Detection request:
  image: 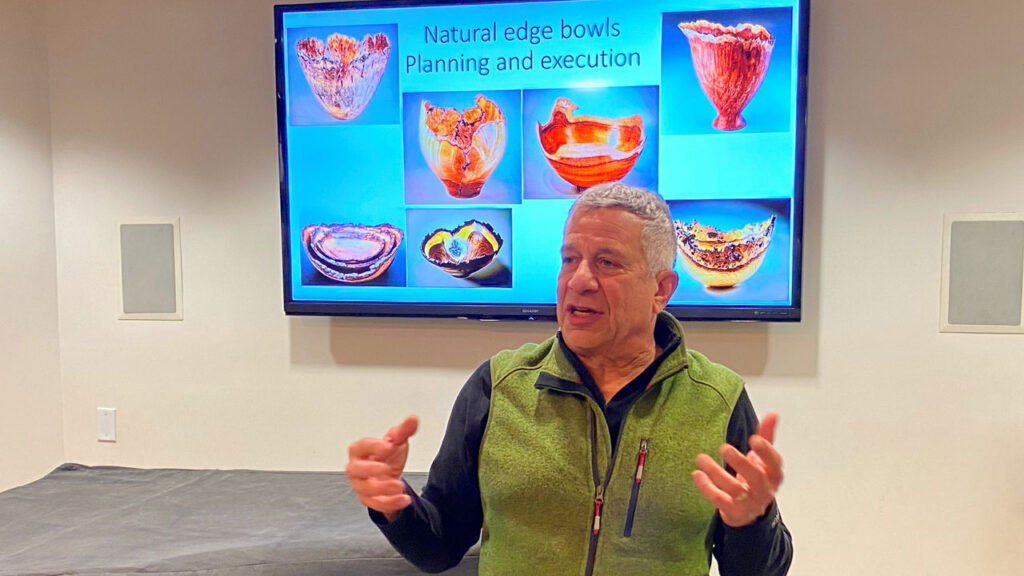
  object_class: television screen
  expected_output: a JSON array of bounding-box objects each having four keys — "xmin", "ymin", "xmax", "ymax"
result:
[{"xmin": 275, "ymin": 0, "xmax": 808, "ymax": 321}]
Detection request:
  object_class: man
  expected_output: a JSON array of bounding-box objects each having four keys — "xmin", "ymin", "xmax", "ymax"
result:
[{"xmin": 346, "ymin": 183, "xmax": 792, "ymax": 575}]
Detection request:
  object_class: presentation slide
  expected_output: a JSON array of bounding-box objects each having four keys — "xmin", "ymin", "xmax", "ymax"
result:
[{"xmin": 277, "ymin": 0, "xmax": 805, "ymax": 319}]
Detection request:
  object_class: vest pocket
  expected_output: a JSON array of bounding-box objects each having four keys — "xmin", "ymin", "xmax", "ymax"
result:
[{"xmin": 623, "ymin": 437, "xmax": 649, "ymax": 537}]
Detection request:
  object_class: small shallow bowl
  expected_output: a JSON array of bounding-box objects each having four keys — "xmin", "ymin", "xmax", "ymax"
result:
[
  {"xmin": 302, "ymin": 223, "xmax": 402, "ymax": 283},
  {"xmin": 420, "ymin": 220, "xmax": 503, "ymax": 278}
]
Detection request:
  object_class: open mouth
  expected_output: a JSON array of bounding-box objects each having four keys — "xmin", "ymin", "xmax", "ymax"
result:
[{"xmin": 568, "ymin": 304, "xmax": 600, "ymax": 317}]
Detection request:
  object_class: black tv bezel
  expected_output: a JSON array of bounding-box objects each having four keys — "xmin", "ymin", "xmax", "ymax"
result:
[{"xmin": 275, "ymin": 0, "xmax": 809, "ymax": 322}]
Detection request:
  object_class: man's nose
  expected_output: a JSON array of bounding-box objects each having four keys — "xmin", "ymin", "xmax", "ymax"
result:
[{"xmin": 567, "ymin": 259, "xmax": 597, "ymax": 291}]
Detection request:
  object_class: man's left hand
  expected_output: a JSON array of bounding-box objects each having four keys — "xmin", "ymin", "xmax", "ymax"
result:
[{"xmin": 692, "ymin": 412, "xmax": 784, "ymax": 528}]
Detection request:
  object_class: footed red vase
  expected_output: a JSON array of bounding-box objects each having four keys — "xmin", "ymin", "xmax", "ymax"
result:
[{"xmin": 678, "ymin": 20, "xmax": 774, "ymax": 131}]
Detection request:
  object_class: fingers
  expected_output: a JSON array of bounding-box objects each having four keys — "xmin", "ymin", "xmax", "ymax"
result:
[
  {"xmin": 695, "ymin": 453, "xmax": 750, "ymax": 500},
  {"xmin": 351, "ymin": 477, "xmax": 412, "ymax": 514},
  {"xmin": 385, "ymin": 415, "xmax": 419, "ymax": 447},
  {"xmin": 693, "ymin": 452, "xmax": 769, "ymax": 528},
  {"xmin": 361, "ymin": 493, "xmax": 413, "ymax": 515},
  {"xmin": 719, "ymin": 444, "xmax": 772, "ymax": 498},
  {"xmin": 692, "ymin": 411, "xmax": 786, "ymax": 528},
  {"xmin": 750, "ymin": 435, "xmax": 784, "ymax": 488},
  {"xmin": 347, "ymin": 415, "xmax": 419, "ymax": 464},
  {"xmin": 345, "ymin": 458, "xmax": 393, "ymax": 480},
  {"xmin": 692, "ymin": 463, "xmax": 759, "ymax": 528},
  {"xmin": 692, "ymin": 469, "xmax": 735, "ymax": 509},
  {"xmin": 348, "ymin": 436, "xmax": 396, "ymax": 462},
  {"xmin": 757, "ymin": 411, "xmax": 778, "ymax": 445},
  {"xmin": 346, "ymin": 454, "xmax": 411, "ymax": 515},
  {"xmin": 345, "ymin": 416, "xmax": 420, "ymax": 518},
  {"xmin": 353, "ymin": 477, "xmax": 407, "ymax": 496},
  {"xmin": 749, "ymin": 412, "xmax": 783, "ymax": 488}
]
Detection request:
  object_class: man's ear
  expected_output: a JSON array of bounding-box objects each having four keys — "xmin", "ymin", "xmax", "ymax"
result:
[{"xmin": 653, "ymin": 269, "xmax": 679, "ymax": 311}]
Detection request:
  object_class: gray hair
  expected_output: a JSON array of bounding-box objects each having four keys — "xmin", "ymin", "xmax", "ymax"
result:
[{"xmin": 568, "ymin": 182, "xmax": 677, "ymax": 275}]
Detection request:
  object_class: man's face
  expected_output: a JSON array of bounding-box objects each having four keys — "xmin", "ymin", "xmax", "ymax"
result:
[{"xmin": 556, "ymin": 207, "xmax": 678, "ymax": 361}]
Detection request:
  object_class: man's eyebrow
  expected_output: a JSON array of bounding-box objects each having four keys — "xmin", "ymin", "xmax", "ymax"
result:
[
  {"xmin": 559, "ymin": 244, "xmax": 628, "ymax": 259},
  {"xmin": 594, "ymin": 246, "xmax": 628, "ymax": 259}
]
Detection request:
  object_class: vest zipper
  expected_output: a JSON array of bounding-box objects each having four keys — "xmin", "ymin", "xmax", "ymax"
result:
[
  {"xmin": 584, "ymin": 406, "xmax": 621, "ymax": 576},
  {"xmin": 623, "ymin": 437, "xmax": 649, "ymax": 537},
  {"xmin": 584, "ymin": 409, "xmax": 601, "ymax": 576}
]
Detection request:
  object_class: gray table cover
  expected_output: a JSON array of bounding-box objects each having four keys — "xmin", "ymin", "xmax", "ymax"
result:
[{"xmin": 0, "ymin": 464, "xmax": 478, "ymax": 576}]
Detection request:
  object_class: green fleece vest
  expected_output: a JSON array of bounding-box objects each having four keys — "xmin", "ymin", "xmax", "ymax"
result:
[{"xmin": 477, "ymin": 317, "xmax": 745, "ymax": 576}]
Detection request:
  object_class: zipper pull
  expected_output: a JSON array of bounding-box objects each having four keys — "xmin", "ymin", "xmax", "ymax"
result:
[
  {"xmin": 592, "ymin": 483, "xmax": 605, "ymax": 535},
  {"xmin": 635, "ymin": 438, "xmax": 649, "ymax": 484}
]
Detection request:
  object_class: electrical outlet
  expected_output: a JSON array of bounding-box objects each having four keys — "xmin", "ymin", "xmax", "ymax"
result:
[{"xmin": 97, "ymin": 407, "xmax": 116, "ymax": 442}]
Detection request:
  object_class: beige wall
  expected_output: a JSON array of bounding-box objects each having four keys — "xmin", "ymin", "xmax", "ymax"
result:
[
  {"xmin": 0, "ymin": 0, "xmax": 64, "ymax": 490},
  {"xmin": 4, "ymin": 0, "xmax": 1024, "ymax": 573}
]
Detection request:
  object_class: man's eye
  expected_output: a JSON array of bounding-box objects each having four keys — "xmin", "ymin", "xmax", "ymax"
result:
[{"xmin": 599, "ymin": 258, "xmax": 617, "ymax": 268}]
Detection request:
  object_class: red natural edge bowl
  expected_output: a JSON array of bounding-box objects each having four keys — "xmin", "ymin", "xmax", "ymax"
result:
[
  {"xmin": 537, "ymin": 97, "xmax": 645, "ymax": 190},
  {"xmin": 419, "ymin": 95, "xmax": 507, "ymax": 199},
  {"xmin": 674, "ymin": 216, "xmax": 775, "ymax": 288},
  {"xmin": 678, "ymin": 20, "xmax": 774, "ymax": 132},
  {"xmin": 295, "ymin": 32, "xmax": 390, "ymax": 121},
  {"xmin": 302, "ymin": 223, "xmax": 402, "ymax": 283},
  {"xmin": 420, "ymin": 220, "xmax": 503, "ymax": 278}
]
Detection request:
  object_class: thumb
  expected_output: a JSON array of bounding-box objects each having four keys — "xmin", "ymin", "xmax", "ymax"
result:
[{"xmin": 384, "ymin": 415, "xmax": 419, "ymax": 446}]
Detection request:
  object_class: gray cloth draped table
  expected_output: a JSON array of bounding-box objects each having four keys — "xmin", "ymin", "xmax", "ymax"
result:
[{"xmin": 0, "ymin": 463, "xmax": 478, "ymax": 576}]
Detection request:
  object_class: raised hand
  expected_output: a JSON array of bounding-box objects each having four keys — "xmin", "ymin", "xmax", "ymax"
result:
[
  {"xmin": 692, "ymin": 412, "xmax": 784, "ymax": 528},
  {"xmin": 345, "ymin": 415, "xmax": 419, "ymax": 521}
]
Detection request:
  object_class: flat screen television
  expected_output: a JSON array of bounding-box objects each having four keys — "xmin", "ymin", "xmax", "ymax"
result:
[{"xmin": 275, "ymin": 0, "xmax": 808, "ymax": 321}]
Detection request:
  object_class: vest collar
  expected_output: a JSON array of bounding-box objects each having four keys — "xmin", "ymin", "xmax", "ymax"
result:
[{"xmin": 536, "ymin": 311, "xmax": 689, "ymax": 393}]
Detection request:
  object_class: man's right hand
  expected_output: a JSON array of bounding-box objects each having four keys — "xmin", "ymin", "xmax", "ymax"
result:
[{"xmin": 345, "ymin": 415, "xmax": 419, "ymax": 522}]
